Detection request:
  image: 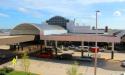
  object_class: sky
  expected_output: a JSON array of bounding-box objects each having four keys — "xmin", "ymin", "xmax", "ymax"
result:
[{"xmin": 0, "ymin": 0, "xmax": 125, "ymax": 29}]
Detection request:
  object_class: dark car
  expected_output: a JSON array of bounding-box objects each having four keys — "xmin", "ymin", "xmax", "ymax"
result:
[
  {"xmin": 56, "ymin": 53, "xmax": 73, "ymax": 60},
  {"xmin": 76, "ymin": 56, "xmax": 93, "ymax": 62},
  {"xmin": 0, "ymin": 54, "xmax": 16, "ymax": 65},
  {"xmin": 35, "ymin": 52, "xmax": 53, "ymax": 59}
]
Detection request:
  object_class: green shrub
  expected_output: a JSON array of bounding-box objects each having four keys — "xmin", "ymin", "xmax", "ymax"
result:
[
  {"xmin": 22, "ymin": 52, "xmax": 30, "ymax": 75},
  {"xmin": 0, "ymin": 67, "xmax": 14, "ymax": 73},
  {"xmin": 67, "ymin": 62, "xmax": 82, "ymax": 75},
  {"xmin": 4, "ymin": 67, "xmax": 14, "ymax": 73},
  {"xmin": 0, "ymin": 71, "xmax": 6, "ymax": 75}
]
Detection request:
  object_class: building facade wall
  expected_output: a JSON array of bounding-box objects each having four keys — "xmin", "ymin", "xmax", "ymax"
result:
[
  {"xmin": 66, "ymin": 21, "xmax": 104, "ymax": 34},
  {"xmin": 44, "ymin": 30, "xmax": 67, "ymax": 35}
]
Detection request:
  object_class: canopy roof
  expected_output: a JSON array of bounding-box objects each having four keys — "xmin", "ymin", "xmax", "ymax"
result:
[
  {"xmin": 41, "ymin": 34, "xmax": 120, "ymax": 43},
  {"xmin": 0, "ymin": 35, "xmax": 34, "ymax": 45}
]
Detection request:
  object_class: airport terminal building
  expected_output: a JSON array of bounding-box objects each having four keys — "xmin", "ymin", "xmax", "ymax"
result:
[
  {"xmin": 1, "ymin": 16, "xmax": 125, "ymax": 54},
  {"xmin": 11, "ymin": 16, "xmax": 120, "ymax": 44}
]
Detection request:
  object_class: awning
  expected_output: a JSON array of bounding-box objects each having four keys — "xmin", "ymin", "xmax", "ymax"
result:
[
  {"xmin": 41, "ymin": 34, "xmax": 120, "ymax": 43},
  {"xmin": 0, "ymin": 35, "xmax": 35, "ymax": 45}
]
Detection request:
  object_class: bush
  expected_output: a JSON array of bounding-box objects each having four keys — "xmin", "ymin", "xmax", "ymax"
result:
[
  {"xmin": 0, "ymin": 71, "xmax": 6, "ymax": 75},
  {"xmin": 4, "ymin": 67, "xmax": 14, "ymax": 73},
  {"xmin": 67, "ymin": 62, "xmax": 82, "ymax": 75},
  {"xmin": 0, "ymin": 67, "xmax": 14, "ymax": 73}
]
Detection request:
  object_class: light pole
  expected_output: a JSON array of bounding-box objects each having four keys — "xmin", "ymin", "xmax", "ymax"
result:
[{"xmin": 94, "ymin": 10, "xmax": 100, "ymax": 75}]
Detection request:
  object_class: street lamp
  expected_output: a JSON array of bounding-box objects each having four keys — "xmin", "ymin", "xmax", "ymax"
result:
[{"xmin": 94, "ymin": 10, "xmax": 100, "ymax": 75}]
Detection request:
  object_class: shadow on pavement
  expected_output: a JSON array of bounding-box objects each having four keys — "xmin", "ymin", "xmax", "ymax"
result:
[{"xmin": 30, "ymin": 56, "xmax": 125, "ymax": 71}]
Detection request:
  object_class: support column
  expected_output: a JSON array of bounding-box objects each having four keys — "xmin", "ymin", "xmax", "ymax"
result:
[
  {"xmin": 20, "ymin": 43, "xmax": 23, "ymax": 51},
  {"xmin": 111, "ymin": 42, "xmax": 115, "ymax": 59},
  {"xmin": 81, "ymin": 41, "xmax": 84, "ymax": 58},
  {"xmin": 15, "ymin": 43, "xmax": 18, "ymax": 51},
  {"xmin": 95, "ymin": 42, "xmax": 98, "ymax": 47},
  {"xmin": 55, "ymin": 41, "xmax": 58, "ymax": 48},
  {"xmin": 55, "ymin": 41, "xmax": 58, "ymax": 56},
  {"xmin": 40, "ymin": 42, "xmax": 43, "ymax": 50},
  {"xmin": 17, "ymin": 43, "xmax": 20, "ymax": 51},
  {"xmin": 21, "ymin": 45, "xmax": 23, "ymax": 51},
  {"xmin": 44, "ymin": 40, "xmax": 47, "ymax": 47}
]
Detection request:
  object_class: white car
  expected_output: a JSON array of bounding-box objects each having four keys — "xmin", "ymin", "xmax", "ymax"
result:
[
  {"xmin": 121, "ymin": 73, "xmax": 125, "ymax": 75},
  {"xmin": 68, "ymin": 45, "xmax": 75, "ymax": 49},
  {"xmin": 121, "ymin": 60, "xmax": 125, "ymax": 67},
  {"xmin": 99, "ymin": 47, "xmax": 106, "ymax": 52},
  {"xmin": 75, "ymin": 47, "xmax": 81, "ymax": 51},
  {"xmin": 79, "ymin": 46, "xmax": 90, "ymax": 52}
]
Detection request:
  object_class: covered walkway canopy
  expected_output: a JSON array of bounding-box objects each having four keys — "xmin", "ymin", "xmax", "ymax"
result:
[
  {"xmin": 42, "ymin": 34, "xmax": 120, "ymax": 59},
  {"xmin": 41, "ymin": 34, "xmax": 120, "ymax": 42},
  {"xmin": 0, "ymin": 35, "xmax": 34, "ymax": 45}
]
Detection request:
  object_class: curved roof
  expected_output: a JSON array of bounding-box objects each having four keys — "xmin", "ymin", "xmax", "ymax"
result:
[
  {"xmin": 46, "ymin": 16, "xmax": 69, "ymax": 28},
  {"xmin": 10, "ymin": 23, "xmax": 67, "ymax": 35},
  {"xmin": 10, "ymin": 23, "xmax": 42, "ymax": 35}
]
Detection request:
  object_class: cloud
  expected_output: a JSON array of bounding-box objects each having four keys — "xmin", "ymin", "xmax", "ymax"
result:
[
  {"xmin": 0, "ymin": 13, "xmax": 9, "ymax": 17},
  {"xmin": 119, "ymin": 0, "xmax": 125, "ymax": 2},
  {"xmin": 0, "ymin": 0, "xmax": 125, "ymax": 20},
  {"xmin": 17, "ymin": 7, "xmax": 44, "ymax": 19},
  {"xmin": 12, "ymin": 0, "xmax": 83, "ymax": 18},
  {"xmin": 77, "ymin": 0, "xmax": 125, "ymax": 5},
  {"xmin": 113, "ymin": 11, "xmax": 122, "ymax": 16},
  {"xmin": 18, "ymin": 7, "xmax": 29, "ymax": 13}
]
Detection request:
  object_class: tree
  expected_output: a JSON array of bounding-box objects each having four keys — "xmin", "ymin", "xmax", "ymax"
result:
[
  {"xmin": 67, "ymin": 62, "xmax": 82, "ymax": 75},
  {"xmin": 22, "ymin": 52, "xmax": 30, "ymax": 75}
]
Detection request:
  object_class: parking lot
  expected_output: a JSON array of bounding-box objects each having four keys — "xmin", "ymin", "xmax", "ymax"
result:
[{"xmin": 0, "ymin": 52, "xmax": 125, "ymax": 75}]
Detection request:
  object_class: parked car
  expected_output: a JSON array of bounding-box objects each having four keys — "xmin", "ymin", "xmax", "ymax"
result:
[
  {"xmin": 68, "ymin": 45, "xmax": 76, "ymax": 50},
  {"xmin": 0, "ymin": 54, "xmax": 16, "ymax": 65},
  {"xmin": 76, "ymin": 56, "xmax": 93, "ymax": 62},
  {"xmin": 121, "ymin": 73, "xmax": 125, "ymax": 75},
  {"xmin": 121, "ymin": 60, "xmax": 125, "ymax": 67},
  {"xmin": 99, "ymin": 47, "xmax": 106, "ymax": 52},
  {"xmin": 81, "ymin": 46, "xmax": 90, "ymax": 52},
  {"xmin": 74, "ymin": 46, "xmax": 90, "ymax": 52},
  {"xmin": 90, "ymin": 47, "xmax": 100, "ymax": 53},
  {"xmin": 75, "ymin": 47, "xmax": 81, "ymax": 51},
  {"xmin": 34, "ymin": 49, "xmax": 53, "ymax": 59},
  {"xmin": 35, "ymin": 52, "xmax": 53, "ymax": 59},
  {"xmin": 56, "ymin": 53, "xmax": 73, "ymax": 60}
]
